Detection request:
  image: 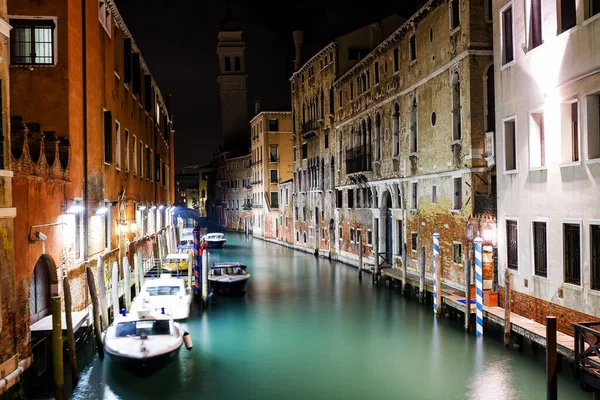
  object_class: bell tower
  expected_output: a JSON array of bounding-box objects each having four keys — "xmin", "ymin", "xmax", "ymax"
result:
[{"xmin": 217, "ymin": 6, "xmax": 249, "ymax": 154}]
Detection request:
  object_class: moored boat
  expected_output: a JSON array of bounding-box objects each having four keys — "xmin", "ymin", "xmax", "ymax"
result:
[
  {"xmin": 202, "ymin": 232, "xmax": 226, "ymax": 248},
  {"xmin": 130, "ymin": 276, "xmax": 192, "ymax": 320},
  {"xmin": 208, "ymin": 262, "xmax": 250, "ymax": 295}
]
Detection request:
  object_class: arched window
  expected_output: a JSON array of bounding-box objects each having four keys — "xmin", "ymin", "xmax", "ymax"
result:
[
  {"xmin": 375, "ymin": 113, "xmax": 382, "ymax": 161},
  {"xmin": 234, "ymin": 56, "xmax": 241, "ymax": 71},
  {"xmin": 393, "ymin": 103, "xmax": 400, "ymax": 157},
  {"xmin": 452, "ymin": 70, "xmax": 461, "ymax": 140},
  {"xmin": 410, "ymin": 96, "xmax": 418, "ymax": 153},
  {"xmin": 201, "ymin": 189, "xmax": 206, "ymax": 198},
  {"xmin": 224, "ymin": 57, "xmax": 231, "ymax": 71}
]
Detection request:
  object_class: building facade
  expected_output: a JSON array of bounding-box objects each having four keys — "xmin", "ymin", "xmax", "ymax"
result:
[
  {"xmin": 332, "ymin": 0, "xmax": 495, "ymax": 290},
  {"xmin": 222, "ymin": 154, "xmax": 252, "ymax": 232},
  {"xmin": 494, "ymin": 0, "xmax": 600, "ymax": 334},
  {"xmin": 9, "ymin": 0, "xmax": 175, "ymax": 367},
  {"xmin": 175, "ymin": 172, "xmax": 200, "ymax": 210},
  {"xmin": 250, "ymin": 111, "xmax": 292, "ymax": 238}
]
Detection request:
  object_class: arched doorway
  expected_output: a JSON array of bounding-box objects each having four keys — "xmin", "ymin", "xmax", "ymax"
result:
[
  {"xmin": 382, "ymin": 191, "xmax": 393, "ymax": 255},
  {"xmin": 29, "ymin": 255, "xmax": 59, "ymax": 325}
]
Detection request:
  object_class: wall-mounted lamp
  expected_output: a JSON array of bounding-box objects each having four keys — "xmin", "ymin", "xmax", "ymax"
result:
[
  {"xmin": 483, "ymin": 223, "xmax": 494, "ymax": 245},
  {"xmin": 66, "ymin": 204, "xmax": 84, "ymax": 214},
  {"xmin": 138, "ymin": 205, "xmax": 147, "ymax": 211},
  {"xmin": 130, "ymin": 222, "xmax": 138, "ymax": 232},
  {"xmin": 150, "ymin": 205, "xmax": 157, "ymax": 210},
  {"xmin": 159, "ymin": 205, "xmax": 165, "ymax": 210},
  {"xmin": 95, "ymin": 206, "xmax": 108, "ymax": 215}
]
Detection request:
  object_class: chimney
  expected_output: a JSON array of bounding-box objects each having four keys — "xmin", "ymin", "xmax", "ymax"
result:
[
  {"xmin": 255, "ymin": 100, "xmax": 261, "ymax": 115},
  {"xmin": 292, "ymin": 30, "xmax": 304, "ymax": 71}
]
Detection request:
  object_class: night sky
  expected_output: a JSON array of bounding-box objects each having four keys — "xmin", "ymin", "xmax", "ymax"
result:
[{"xmin": 114, "ymin": 0, "xmax": 417, "ymax": 172}]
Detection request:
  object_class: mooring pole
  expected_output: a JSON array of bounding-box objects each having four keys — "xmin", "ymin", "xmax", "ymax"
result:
[
  {"xmin": 97, "ymin": 256, "xmax": 108, "ymax": 330},
  {"xmin": 86, "ymin": 266, "xmax": 104, "ymax": 359},
  {"xmin": 433, "ymin": 229, "xmax": 440, "ymax": 316},
  {"xmin": 358, "ymin": 230, "xmax": 363, "ymax": 279},
  {"xmin": 373, "ymin": 225, "xmax": 379, "ymax": 283},
  {"xmin": 464, "ymin": 259, "xmax": 471, "ymax": 332},
  {"xmin": 111, "ymin": 261, "xmax": 119, "ymax": 321},
  {"xmin": 51, "ymin": 296, "xmax": 64, "ymax": 400},
  {"xmin": 187, "ymin": 250, "xmax": 193, "ymax": 290},
  {"xmin": 63, "ymin": 274, "xmax": 78, "ymax": 384},
  {"xmin": 201, "ymin": 248, "xmax": 209, "ymax": 308},
  {"xmin": 504, "ymin": 266, "xmax": 511, "ymax": 347},
  {"xmin": 546, "ymin": 316, "xmax": 558, "ymax": 400},
  {"xmin": 401, "ymin": 243, "xmax": 407, "ymax": 295},
  {"xmin": 123, "ymin": 257, "xmax": 131, "ymax": 310},
  {"xmin": 419, "ymin": 246, "xmax": 425, "ymax": 303},
  {"xmin": 193, "ymin": 227, "xmax": 201, "ymax": 296},
  {"xmin": 474, "ymin": 234, "xmax": 484, "ymax": 337},
  {"xmin": 133, "ymin": 252, "xmax": 140, "ymax": 296},
  {"xmin": 137, "ymin": 252, "xmax": 144, "ymax": 292}
]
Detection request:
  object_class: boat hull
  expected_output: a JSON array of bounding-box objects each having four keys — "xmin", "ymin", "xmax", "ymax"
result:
[
  {"xmin": 205, "ymin": 240, "xmax": 225, "ymax": 248},
  {"xmin": 105, "ymin": 346, "xmax": 181, "ymax": 375},
  {"xmin": 209, "ymin": 277, "xmax": 248, "ymax": 295}
]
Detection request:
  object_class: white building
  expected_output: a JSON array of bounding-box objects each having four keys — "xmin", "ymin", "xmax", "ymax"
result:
[{"xmin": 494, "ymin": 0, "xmax": 600, "ymax": 325}]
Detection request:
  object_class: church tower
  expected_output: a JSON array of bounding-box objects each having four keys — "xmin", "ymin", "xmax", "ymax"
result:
[{"xmin": 217, "ymin": 7, "xmax": 249, "ymax": 154}]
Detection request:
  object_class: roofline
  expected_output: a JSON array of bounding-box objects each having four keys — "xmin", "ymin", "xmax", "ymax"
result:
[
  {"xmin": 290, "ymin": 42, "xmax": 337, "ymax": 82},
  {"xmin": 250, "ymin": 110, "xmax": 291, "ymax": 124},
  {"xmin": 333, "ymin": 0, "xmax": 440, "ymax": 88}
]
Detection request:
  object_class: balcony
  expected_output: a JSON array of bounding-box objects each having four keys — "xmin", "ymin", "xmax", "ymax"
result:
[
  {"xmin": 345, "ymin": 146, "xmax": 372, "ymax": 174},
  {"xmin": 301, "ymin": 120, "xmax": 319, "ymax": 140}
]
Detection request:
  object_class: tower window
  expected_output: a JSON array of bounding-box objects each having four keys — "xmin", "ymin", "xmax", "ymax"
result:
[
  {"xmin": 234, "ymin": 56, "xmax": 241, "ymax": 71},
  {"xmin": 225, "ymin": 56, "xmax": 231, "ymax": 71}
]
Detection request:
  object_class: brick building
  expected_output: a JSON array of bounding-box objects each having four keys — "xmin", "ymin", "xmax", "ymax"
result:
[
  {"xmin": 331, "ymin": 0, "xmax": 495, "ymax": 291},
  {"xmin": 493, "ymin": 0, "xmax": 600, "ymax": 334},
  {"xmin": 9, "ymin": 0, "xmax": 175, "ymax": 368},
  {"xmin": 250, "ymin": 110, "xmax": 292, "ymax": 238}
]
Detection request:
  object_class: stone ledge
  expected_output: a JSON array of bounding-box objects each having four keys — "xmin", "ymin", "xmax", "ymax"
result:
[{"xmin": 0, "ymin": 207, "xmax": 16, "ymax": 218}]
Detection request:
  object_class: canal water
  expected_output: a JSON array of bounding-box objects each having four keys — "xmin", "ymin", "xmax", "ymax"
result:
[{"xmin": 70, "ymin": 233, "xmax": 590, "ymax": 399}]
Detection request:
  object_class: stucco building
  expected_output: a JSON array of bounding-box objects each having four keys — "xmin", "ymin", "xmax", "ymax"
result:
[
  {"xmin": 332, "ymin": 0, "xmax": 495, "ymax": 291},
  {"xmin": 9, "ymin": 0, "xmax": 175, "ymax": 370},
  {"xmin": 250, "ymin": 110, "xmax": 292, "ymax": 238},
  {"xmin": 223, "ymin": 153, "xmax": 252, "ymax": 232},
  {"xmin": 493, "ymin": 0, "xmax": 600, "ymax": 334}
]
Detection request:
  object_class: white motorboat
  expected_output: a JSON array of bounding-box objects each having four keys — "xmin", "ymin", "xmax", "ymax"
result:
[
  {"xmin": 202, "ymin": 232, "xmax": 226, "ymax": 248},
  {"xmin": 208, "ymin": 262, "xmax": 250, "ymax": 295},
  {"xmin": 130, "ymin": 276, "xmax": 192, "ymax": 320},
  {"xmin": 102, "ymin": 308, "xmax": 192, "ymax": 373}
]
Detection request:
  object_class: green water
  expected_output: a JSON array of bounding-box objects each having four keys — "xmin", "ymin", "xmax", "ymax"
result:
[{"xmin": 71, "ymin": 233, "xmax": 590, "ymax": 399}]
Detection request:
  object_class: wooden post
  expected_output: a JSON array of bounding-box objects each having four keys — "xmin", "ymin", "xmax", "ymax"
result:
[
  {"xmin": 51, "ymin": 296, "xmax": 64, "ymax": 400},
  {"xmin": 401, "ymin": 243, "xmax": 407, "ymax": 295},
  {"xmin": 546, "ymin": 316, "xmax": 558, "ymax": 400},
  {"xmin": 373, "ymin": 225, "xmax": 379, "ymax": 283},
  {"xmin": 97, "ymin": 256, "xmax": 108, "ymax": 330},
  {"xmin": 86, "ymin": 266, "xmax": 104, "ymax": 359},
  {"xmin": 358, "ymin": 230, "xmax": 363, "ymax": 279},
  {"xmin": 133, "ymin": 252, "xmax": 140, "ymax": 295},
  {"xmin": 201, "ymin": 249, "xmax": 209, "ymax": 308},
  {"xmin": 435, "ymin": 246, "xmax": 442, "ymax": 318},
  {"xmin": 137, "ymin": 252, "xmax": 144, "ymax": 291},
  {"xmin": 123, "ymin": 257, "xmax": 131, "ymax": 310},
  {"xmin": 187, "ymin": 250, "xmax": 193, "ymax": 290},
  {"xmin": 111, "ymin": 261, "xmax": 119, "ymax": 320},
  {"xmin": 63, "ymin": 275, "xmax": 78, "ymax": 384},
  {"xmin": 464, "ymin": 259, "xmax": 471, "ymax": 333},
  {"xmin": 504, "ymin": 266, "xmax": 511, "ymax": 347},
  {"xmin": 418, "ymin": 246, "xmax": 425, "ymax": 302}
]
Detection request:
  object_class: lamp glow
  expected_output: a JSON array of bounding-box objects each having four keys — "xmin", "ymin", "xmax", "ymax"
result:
[
  {"xmin": 95, "ymin": 206, "xmax": 108, "ymax": 215},
  {"xmin": 66, "ymin": 204, "xmax": 84, "ymax": 214},
  {"xmin": 159, "ymin": 205, "xmax": 165, "ymax": 210},
  {"xmin": 130, "ymin": 223, "xmax": 138, "ymax": 232},
  {"xmin": 138, "ymin": 205, "xmax": 147, "ymax": 211},
  {"xmin": 483, "ymin": 224, "xmax": 493, "ymax": 243}
]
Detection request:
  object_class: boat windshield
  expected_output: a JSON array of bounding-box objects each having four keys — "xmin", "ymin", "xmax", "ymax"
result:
[
  {"xmin": 146, "ymin": 285, "xmax": 181, "ymax": 296},
  {"xmin": 115, "ymin": 320, "xmax": 171, "ymax": 337},
  {"xmin": 211, "ymin": 267, "xmax": 246, "ymax": 275}
]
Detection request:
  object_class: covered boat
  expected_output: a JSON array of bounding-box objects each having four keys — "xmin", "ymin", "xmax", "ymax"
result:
[
  {"xmin": 130, "ymin": 276, "xmax": 192, "ymax": 320},
  {"xmin": 208, "ymin": 262, "xmax": 250, "ymax": 295},
  {"xmin": 202, "ymin": 232, "xmax": 226, "ymax": 248}
]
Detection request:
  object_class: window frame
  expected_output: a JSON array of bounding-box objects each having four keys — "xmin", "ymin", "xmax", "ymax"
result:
[
  {"xmin": 528, "ymin": 109, "xmax": 546, "ymax": 170},
  {"xmin": 500, "ymin": 3, "xmax": 516, "ymax": 69},
  {"xmin": 586, "ymin": 92, "xmax": 600, "ymax": 161},
  {"xmin": 560, "ymin": 98, "xmax": 581, "ymax": 166},
  {"xmin": 132, "ymin": 134, "xmax": 137, "ymax": 175},
  {"xmin": 9, "ymin": 16, "xmax": 58, "ymax": 67},
  {"xmin": 409, "ymin": 34, "xmax": 417, "ymax": 62},
  {"xmin": 562, "ymin": 219, "xmax": 582, "ymax": 286},
  {"xmin": 590, "ymin": 221, "xmax": 600, "ymax": 291},
  {"xmin": 452, "ymin": 242, "xmax": 463, "ymax": 265},
  {"xmin": 503, "ymin": 115, "xmax": 518, "ymax": 173},
  {"xmin": 115, "ymin": 120, "xmax": 121, "ymax": 170},
  {"xmin": 452, "ymin": 177, "xmax": 462, "ymax": 210},
  {"xmin": 506, "ymin": 218, "xmax": 519, "ymax": 270},
  {"xmin": 531, "ymin": 219, "xmax": 548, "ymax": 278}
]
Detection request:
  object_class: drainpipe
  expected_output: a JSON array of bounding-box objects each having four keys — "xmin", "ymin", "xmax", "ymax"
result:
[{"xmin": 82, "ymin": 0, "xmax": 89, "ymax": 262}]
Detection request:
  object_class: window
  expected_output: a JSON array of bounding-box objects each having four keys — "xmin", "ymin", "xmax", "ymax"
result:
[
  {"xmin": 409, "ymin": 35, "xmax": 416, "ymax": 61},
  {"xmin": 507, "ymin": 220, "xmax": 518, "ymax": 270},
  {"xmin": 225, "ymin": 57, "xmax": 231, "ymax": 71},
  {"xmin": 104, "ymin": 201, "xmax": 110, "ymax": 250},
  {"xmin": 99, "ymin": 0, "xmax": 112, "ymax": 35},
  {"xmin": 10, "ymin": 18, "xmax": 56, "ymax": 65},
  {"xmin": 501, "ymin": 5, "xmax": 514, "ymax": 65},
  {"xmin": 533, "ymin": 221, "xmax": 547, "ymax": 277},
  {"xmin": 451, "ymin": 71, "xmax": 461, "ymax": 140},
  {"xmin": 529, "ymin": 111, "xmax": 545, "ymax": 168},
  {"xmin": 302, "ymin": 143, "xmax": 308, "ymax": 159},
  {"xmin": 591, "ymin": 225, "xmax": 600, "ymax": 290},
  {"xmin": 397, "ymin": 221, "xmax": 403, "ymax": 255},
  {"xmin": 74, "ymin": 203, "xmax": 82, "ymax": 260},
  {"xmin": 374, "ymin": 62, "xmax": 380, "ymax": 84},
  {"xmin": 339, "ymin": 226, "xmax": 343, "ymax": 241},
  {"xmin": 588, "ymin": 93, "xmax": 600, "ymax": 160},
  {"xmin": 336, "ymin": 190, "xmax": 342, "ymax": 208},
  {"xmin": 529, "ymin": 0, "xmax": 543, "ymax": 49},
  {"xmin": 503, "ymin": 118, "xmax": 517, "ymax": 171},
  {"xmin": 270, "ymin": 146, "xmax": 278, "ymax": 162},
  {"xmin": 104, "ymin": 111, "xmax": 112, "ymax": 163},
  {"xmin": 339, "ymin": 90, "xmax": 343, "ymax": 108},
  {"xmin": 393, "ymin": 48, "xmax": 399, "ymax": 72},
  {"xmin": 125, "ymin": 129, "xmax": 130, "ymax": 173},
  {"xmin": 453, "ymin": 177, "xmax": 462, "ymax": 210},
  {"xmin": 356, "ymin": 229, "xmax": 362, "ymax": 245},
  {"xmin": 367, "ymin": 230, "xmax": 373, "ymax": 246},
  {"xmin": 410, "ymin": 182, "xmax": 418, "ymax": 209},
  {"xmin": 432, "ymin": 185, "xmax": 437, "ymax": 203},
  {"xmin": 410, "ymin": 96, "xmax": 418, "ymax": 153},
  {"xmin": 411, "ymin": 233, "xmax": 418, "ymax": 251},
  {"xmin": 285, "ymin": 216, "xmax": 289, "ymax": 228},
  {"xmin": 450, "ymin": 0, "xmax": 460, "ymax": 30},
  {"xmin": 350, "ymin": 82, "xmax": 354, "ymax": 100},
  {"xmin": 325, "ymin": 133, "xmax": 329, "ymax": 149},
  {"xmin": 270, "ymin": 192, "xmax": 279, "ymax": 208},
  {"xmin": 234, "ymin": 56, "xmax": 241, "ymax": 71},
  {"xmin": 453, "ymin": 243, "xmax": 463, "ymax": 264},
  {"xmin": 348, "ymin": 189, "xmax": 354, "ymax": 208},
  {"xmin": 558, "ymin": 0, "xmax": 577, "ymax": 33},
  {"xmin": 268, "ymin": 119, "xmax": 278, "ymax": 131},
  {"xmin": 393, "ymin": 103, "xmax": 400, "ymax": 156},
  {"xmin": 561, "ymin": 100, "xmax": 579, "ymax": 163},
  {"xmin": 132, "ymin": 135, "xmax": 137, "ymax": 175},
  {"xmin": 270, "ymin": 170, "xmax": 278, "ymax": 183},
  {"xmin": 563, "ymin": 223, "xmax": 581, "ymax": 285},
  {"xmin": 115, "ymin": 121, "xmax": 121, "ymax": 170},
  {"xmin": 139, "ymin": 141, "xmax": 144, "ymax": 178},
  {"xmin": 350, "ymin": 228, "xmax": 355, "ymax": 243}
]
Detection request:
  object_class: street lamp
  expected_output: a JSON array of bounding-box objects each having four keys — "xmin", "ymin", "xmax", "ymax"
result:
[{"xmin": 483, "ymin": 223, "xmax": 494, "ymax": 245}]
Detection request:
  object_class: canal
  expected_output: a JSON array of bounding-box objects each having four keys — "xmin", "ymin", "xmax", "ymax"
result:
[{"xmin": 70, "ymin": 233, "xmax": 589, "ymax": 399}]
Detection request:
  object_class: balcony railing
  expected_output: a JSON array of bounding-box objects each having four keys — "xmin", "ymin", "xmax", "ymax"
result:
[
  {"xmin": 345, "ymin": 145, "xmax": 372, "ymax": 174},
  {"xmin": 302, "ymin": 120, "xmax": 318, "ymax": 140}
]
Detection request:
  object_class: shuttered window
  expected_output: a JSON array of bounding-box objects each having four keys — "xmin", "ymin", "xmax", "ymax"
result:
[
  {"xmin": 104, "ymin": 110, "xmax": 112, "ymax": 163},
  {"xmin": 123, "ymin": 38, "xmax": 132, "ymax": 83},
  {"xmin": 132, "ymin": 53, "xmax": 141, "ymax": 94},
  {"xmin": 530, "ymin": 0, "xmax": 542, "ymax": 48},
  {"xmin": 502, "ymin": 6, "xmax": 514, "ymax": 64}
]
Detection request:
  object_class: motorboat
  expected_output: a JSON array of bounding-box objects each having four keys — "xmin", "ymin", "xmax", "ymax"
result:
[
  {"xmin": 177, "ymin": 232, "xmax": 194, "ymax": 252},
  {"xmin": 208, "ymin": 262, "xmax": 250, "ymax": 295},
  {"xmin": 102, "ymin": 308, "xmax": 192, "ymax": 373},
  {"xmin": 202, "ymin": 232, "xmax": 226, "ymax": 248},
  {"xmin": 162, "ymin": 253, "xmax": 190, "ymax": 273},
  {"xmin": 130, "ymin": 276, "xmax": 192, "ymax": 320}
]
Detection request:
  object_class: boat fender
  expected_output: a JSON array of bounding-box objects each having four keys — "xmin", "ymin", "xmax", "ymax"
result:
[{"xmin": 183, "ymin": 331, "xmax": 193, "ymax": 350}]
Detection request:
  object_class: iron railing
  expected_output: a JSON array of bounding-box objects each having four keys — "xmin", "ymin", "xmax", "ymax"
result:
[
  {"xmin": 533, "ymin": 222, "xmax": 547, "ymax": 277},
  {"xmin": 507, "ymin": 220, "xmax": 518, "ymax": 270},
  {"xmin": 564, "ymin": 223, "xmax": 581, "ymax": 285},
  {"xmin": 345, "ymin": 145, "xmax": 372, "ymax": 174}
]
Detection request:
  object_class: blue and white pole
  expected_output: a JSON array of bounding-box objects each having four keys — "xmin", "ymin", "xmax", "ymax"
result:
[
  {"xmin": 433, "ymin": 228, "xmax": 440, "ymax": 315},
  {"xmin": 474, "ymin": 233, "xmax": 484, "ymax": 337}
]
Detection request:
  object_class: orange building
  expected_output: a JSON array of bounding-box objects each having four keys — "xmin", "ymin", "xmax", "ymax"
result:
[{"xmin": 9, "ymin": 0, "xmax": 175, "ymax": 369}]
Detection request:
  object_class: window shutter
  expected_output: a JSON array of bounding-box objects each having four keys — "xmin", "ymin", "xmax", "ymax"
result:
[
  {"xmin": 163, "ymin": 115, "xmax": 168, "ymax": 140},
  {"xmin": 155, "ymin": 154, "xmax": 161, "ymax": 182},
  {"xmin": 123, "ymin": 38, "xmax": 131, "ymax": 83},
  {"xmin": 132, "ymin": 53, "xmax": 141, "ymax": 94},
  {"xmin": 144, "ymin": 75, "xmax": 152, "ymax": 112},
  {"xmin": 104, "ymin": 110, "xmax": 112, "ymax": 163}
]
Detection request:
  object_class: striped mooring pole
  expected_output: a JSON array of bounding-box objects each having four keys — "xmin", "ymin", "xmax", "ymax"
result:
[
  {"xmin": 474, "ymin": 234, "xmax": 484, "ymax": 337},
  {"xmin": 193, "ymin": 227, "xmax": 201, "ymax": 296},
  {"xmin": 433, "ymin": 228, "xmax": 440, "ymax": 315}
]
